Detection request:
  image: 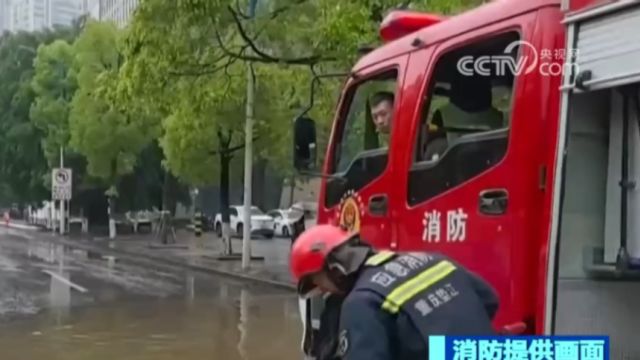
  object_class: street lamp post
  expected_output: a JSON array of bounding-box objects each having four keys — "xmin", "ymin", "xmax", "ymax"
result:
[
  {"xmin": 242, "ymin": 0, "xmax": 259, "ymax": 270},
  {"xmin": 59, "ymin": 146, "xmax": 65, "ymax": 235}
]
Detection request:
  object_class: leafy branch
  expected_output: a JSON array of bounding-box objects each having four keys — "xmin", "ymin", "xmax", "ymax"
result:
[
  {"xmin": 168, "ymin": 54, "xmax": 239, "ymax": 77},
  {"xmin": 233, "ymin": 0, "xmax": 310, "ymax": 20},
  {"xmin": 211, "ymin": 5, "xmax": 335, "ymax": 66},
  {"xmin": 211, "ymin": 129, "xmax": 259, "ymax": 157}
]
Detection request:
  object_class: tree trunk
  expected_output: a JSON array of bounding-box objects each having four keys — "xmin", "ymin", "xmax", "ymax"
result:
[
  {"xmin": 108, "ymin": 158, "xmax": 118, "ymax": 239},
  {"xmin": 220, "ymin": 152, "xmax": 232, "ymax": 255},
  {"xmin": 108, "ymin": 194, "xmax": 116, "ymax": 239},
  {"xmin": 162, "ymin": 170, "xmax": 179, "ymax": 216}
]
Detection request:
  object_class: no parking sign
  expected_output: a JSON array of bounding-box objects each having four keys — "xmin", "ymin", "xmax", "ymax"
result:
[{"xmin": 52, "ymin": 168, "xmax": 72, "ymax": 200}]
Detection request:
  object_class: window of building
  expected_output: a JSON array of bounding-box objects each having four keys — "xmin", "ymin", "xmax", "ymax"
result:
[{"xmin": 407, "ymin": 31, "xmax": 518, "ymax": 206}]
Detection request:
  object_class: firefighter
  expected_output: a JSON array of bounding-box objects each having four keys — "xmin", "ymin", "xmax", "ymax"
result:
[{"xmin": 289, "ymin": 224, "xmax": 499, "ymax": 360}]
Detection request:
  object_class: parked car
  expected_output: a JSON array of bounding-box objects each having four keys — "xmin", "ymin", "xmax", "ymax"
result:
[
  {"xmin": 267, "ymin": 209, "xmax": 301, "ymax": 237},
  {"xmin": 214, "ymin": 205, "xmax": 275, "ymax": 239}
]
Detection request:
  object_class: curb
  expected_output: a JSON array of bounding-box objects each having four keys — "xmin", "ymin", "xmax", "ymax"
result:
[
  {"xmin": 9, "ymin": 227, "xmax": 296, "ymax": 291},
  {"xmin": 113, "ymin": 245, "xmax": 297, "ymax": 291}
]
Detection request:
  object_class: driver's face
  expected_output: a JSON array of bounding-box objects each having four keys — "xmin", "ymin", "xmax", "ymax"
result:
[{"xmin": 371, "ymin": 100, "xmax": 393, "ymax": 134}]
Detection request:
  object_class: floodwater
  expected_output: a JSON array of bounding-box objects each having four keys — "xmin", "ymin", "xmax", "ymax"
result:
[
  {"xmin": 0, "ymin": 230, "xmax": 303, "ymax": 360},
  {"xmin": 0, "ymin": 290, "xmax": 303, "ymax": 360}
]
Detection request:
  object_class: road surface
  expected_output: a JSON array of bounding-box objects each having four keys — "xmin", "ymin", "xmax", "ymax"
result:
[{"xmin": 0, "ymin": 228, "xmax": 302, "ymax": 360}]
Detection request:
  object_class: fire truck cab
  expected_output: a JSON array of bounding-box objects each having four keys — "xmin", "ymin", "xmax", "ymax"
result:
[{"xmin": 294, "ymin": 0, "xmax": 640, "ymax": 358}]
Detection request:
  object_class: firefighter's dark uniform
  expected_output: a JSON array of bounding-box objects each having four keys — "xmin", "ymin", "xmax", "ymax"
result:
[
  {"xmin": 311, "ymin": 294, "xmax": 345, "ymax": 360},
  {"xmin": 335, "ymin": 251, "xmax": 499, "ymax": 360}
]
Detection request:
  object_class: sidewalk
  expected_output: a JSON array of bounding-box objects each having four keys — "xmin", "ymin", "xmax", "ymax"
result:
[{"xmin": 4, "ymin": 221, "xmax": 296, "ymax": 290}]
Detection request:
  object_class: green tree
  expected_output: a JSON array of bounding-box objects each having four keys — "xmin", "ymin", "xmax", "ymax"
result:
[
  {"xmin": 115, "ymin": 2, "xmax": 243, "ymax": 249},
  {"xmin": 0, "ymin": 19, "xmax": 88, "ymax": 207},
  {"xmin": 30, "ymin": 39, "xmax": 76, "ymax": 166},
  {"xmin": 117, "ymin": 0, "xmax": 320, "ymax": 247},
  {"xmin": 115, "ymin": 0, "xmax": 486, "ymax": 245},
  {"xmin": 0, "ymin": 32, "xmax": 58, "ymax": 205},
  {"xmin": 157, "ymin": 61, "xmax": 254, "ymax": 250},
  {"xmin": 69, "ymin": 20, "xmax": 158, "ymax": 218}
]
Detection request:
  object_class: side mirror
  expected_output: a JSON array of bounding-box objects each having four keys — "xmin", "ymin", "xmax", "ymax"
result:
[{"xmin": 293, "ymin": 116, "xmax": 318, "ymax": 171}]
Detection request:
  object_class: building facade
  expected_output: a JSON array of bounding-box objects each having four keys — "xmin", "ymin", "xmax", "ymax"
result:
[
  {"xmin": 49, "ymin": 0, "xmax": 83, "ymax": 27},
  {"xmin": 0, "ymin": 0, "xmax": 10, "ymax": 33},
  {"xmin": 8, "ymin": 0, "xmax": 83, "ymax": 32},
  {"xmin": 9, "ymin": 0, "xmax": 48, "ymax": 32},
  {"xmin": 86, "ymin": 0, "xmax": 99, "ymax": 19},
  {"xmin": 98, "ymin": 0, "xmax": 137, "ymax": 28}
]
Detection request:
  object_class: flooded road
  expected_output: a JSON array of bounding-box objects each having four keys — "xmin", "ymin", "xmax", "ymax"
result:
[{"xmin": 0, "ymin": 230, "xmax": 303, "ymax": 360}]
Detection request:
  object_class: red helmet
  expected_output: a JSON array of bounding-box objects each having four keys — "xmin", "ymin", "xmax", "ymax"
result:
[{"xmin": 289, "ymin": 224, "xmax": 354, "ymax": 296}]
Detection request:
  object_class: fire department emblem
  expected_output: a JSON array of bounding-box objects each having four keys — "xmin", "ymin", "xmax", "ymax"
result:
[{"xmin": 336, "ymin": 190, "xmax": 365, "ymax": 232}]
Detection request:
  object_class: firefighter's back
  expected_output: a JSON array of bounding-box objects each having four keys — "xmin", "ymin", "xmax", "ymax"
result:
[{"xmin": 337, "ymin": 251, "xmax": 498, "ymax": 359}]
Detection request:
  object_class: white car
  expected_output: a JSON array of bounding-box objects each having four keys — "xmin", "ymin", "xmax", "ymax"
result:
[
  {"xmin": 214, "ymin": 205, "xmax": 275, "ymax": 239},
  {"xmin": 267, "ymin": 209, "xmax": 301, "ymax": 237}
]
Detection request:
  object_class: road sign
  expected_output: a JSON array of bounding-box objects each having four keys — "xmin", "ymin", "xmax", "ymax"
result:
[{"xmin": 52, "ymin": 168, "xmax": 72, "ymax": 200}]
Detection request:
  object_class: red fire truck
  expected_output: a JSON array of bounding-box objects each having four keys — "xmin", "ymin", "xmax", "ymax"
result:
[{"xmin": 293, "ymin": 0, "xmax": 640, "ymax": 357}]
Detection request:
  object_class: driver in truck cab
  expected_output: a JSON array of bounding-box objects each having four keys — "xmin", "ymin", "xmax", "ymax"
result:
[
  {"xmin": 370, "ymin": 91, "xmax": 394, "ymax": 135},
  {"xmin": 372, "ymin": 75, "xmax": 504, "ymax": 163},
  {"xmin": 290, "ymin": 224, "xmax": 499, "ymax": 360}
]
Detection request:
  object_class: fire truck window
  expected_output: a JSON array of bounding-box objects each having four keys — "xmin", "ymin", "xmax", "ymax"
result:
[
  {"xmin": 324, "ymin": 70, "xmax": 398, "ymax": 208},
  {"xmin": 408, "ymin": 31, "xmax": 518, "ymax": 206},
  {"xmin": 331, "ymin": 72, "xmax": 397, "ymax": 174}
]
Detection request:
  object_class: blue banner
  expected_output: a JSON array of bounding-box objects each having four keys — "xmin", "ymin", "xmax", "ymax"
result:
[{"xmin": 428, "ymin": 335, "xmax": 609, "ymax": 360}]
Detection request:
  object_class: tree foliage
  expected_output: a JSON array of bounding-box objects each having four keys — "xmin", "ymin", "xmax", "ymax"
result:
[
  {"xmin": 69, "ymin": 21, "xmax": 157, "ymax": 187},
  {"xmin": 2, "ymin": 0, "xmax": 488, "ymax": 212},
  {"xmin": 109, "ymin": 0, "xmax": 487, "ymax": 217},
  {"xmin": 30, "ymin": 39, "xmax": 76, "ymax": 165},
  {"xmin": 0, "ymin": 30, "xmax": 74, "ymax": 204}
]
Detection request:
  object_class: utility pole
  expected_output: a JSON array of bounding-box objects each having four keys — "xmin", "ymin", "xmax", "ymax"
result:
[
  {"xmin": 59, "ymin": 146, "xmax": 65, "ymax": 235},
  {"xmin": 242, "ymin": 0, "xmax": 259, "ymax": 270}
]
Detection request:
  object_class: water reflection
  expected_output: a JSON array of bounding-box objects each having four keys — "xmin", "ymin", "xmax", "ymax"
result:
[
  {"xmin": 46, "ymin": 246, "xmax": 73, "ymax": 324},
  {"xmin": 238, "ymin": 289, "xmax": 249, "ymax": 360},
  {"xmin": 48, "ymin": 271, "xmax": 71, "ymax": 308},
  {"xmin": 47, "ymin": 269, "xmax": 71, "ymax": 324},
  {"xmin": 0, "ymin": 284, "xmax": 303, "ymax": 360},
  {"xmin": 185, "ymin": 273, "xmax": 195, "ymax": 302},
  {"xmin": 0, "ymin": 235, "xmax": 303, "ymax": 359},
  {"xmin": 26, "ymin": 241, "xmax": 60, "ymax": 264}
]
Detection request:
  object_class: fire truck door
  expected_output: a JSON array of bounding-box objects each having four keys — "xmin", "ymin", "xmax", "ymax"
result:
[
  {"xmin": 321, "ymin": 57, "xmax": 408, "ymax": 250},
  {"xmin": 398, "ymin": 22, "xmax": 541, "ymax": 329}
]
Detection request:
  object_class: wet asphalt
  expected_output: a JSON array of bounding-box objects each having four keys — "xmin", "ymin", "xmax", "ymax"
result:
[{"xmin": 0, "ymin": 228, "xmax": 303, "ymax": 360}]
